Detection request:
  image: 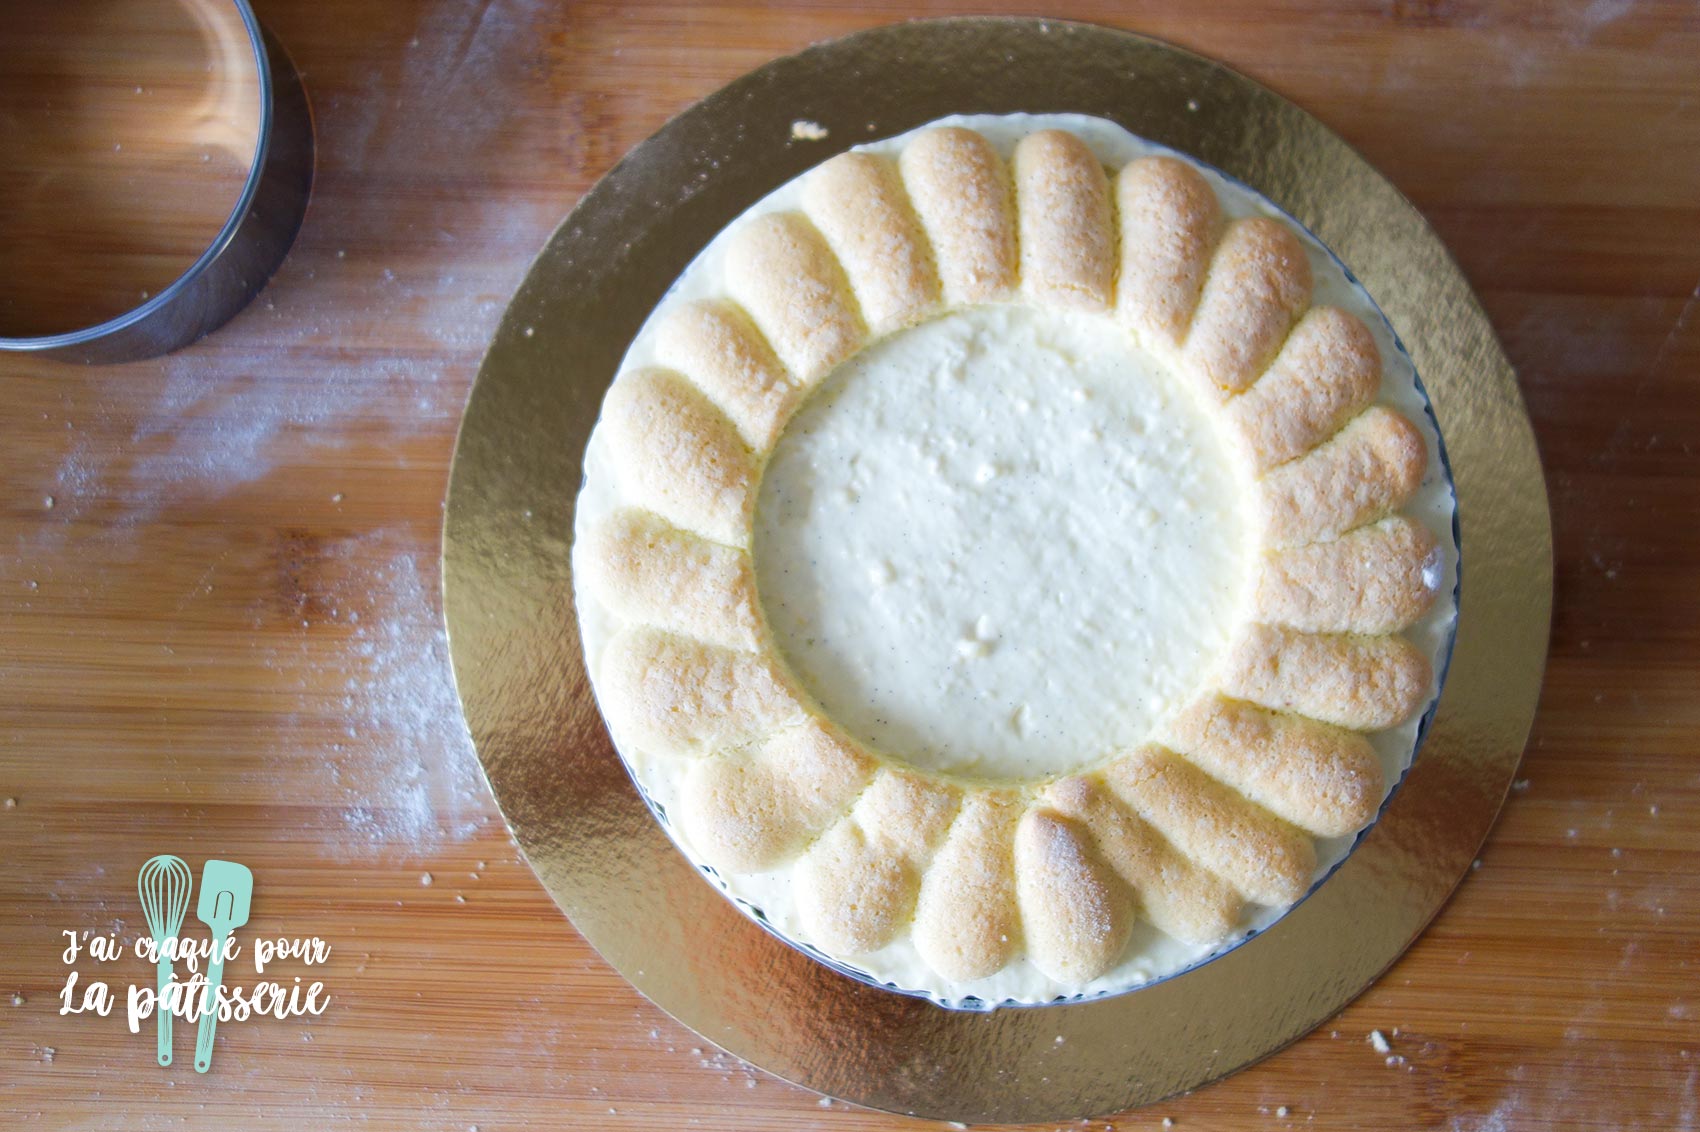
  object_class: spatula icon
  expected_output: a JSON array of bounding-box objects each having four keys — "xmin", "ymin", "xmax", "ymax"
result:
[{"xmin": 192, "ymin": 859, "xmax": 252, "ymax": 1073}]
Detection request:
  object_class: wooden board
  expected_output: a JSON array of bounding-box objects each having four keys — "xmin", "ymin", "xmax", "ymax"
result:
[{"xmin": 2, "ymin": 2, "xmax": 1696, "ymax": 1128}]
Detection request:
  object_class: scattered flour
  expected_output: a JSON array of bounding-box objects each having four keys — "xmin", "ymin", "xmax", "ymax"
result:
[
  {"xmin": 1448, "ymin": 1095, "xmax": 1522, "ymax": 1132},
  {"xmin": 319, "ymin": 540, "xmax": 491, "ymax": 855}
]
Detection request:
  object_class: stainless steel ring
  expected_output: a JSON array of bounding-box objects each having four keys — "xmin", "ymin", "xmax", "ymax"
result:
[{"xmin": 0, "ymin": 0, "xmax": 313, "ymax": 365}]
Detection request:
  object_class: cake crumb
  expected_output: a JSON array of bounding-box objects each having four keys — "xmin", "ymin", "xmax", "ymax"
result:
[
  {"xmin": 790, "ymin": 119, "xmax": 829, "ymax": 141},
  {"xmin": 420, "ymin": 872, "xmax": 433, "ymax": 886},
  {"xmin": 1368, "ymin": 1029, "xmax": 1391, "ymax": 1054},
  {"xmin": 1276, "ymin": 1106, "xmax": 1289, "ymax": 1118}
]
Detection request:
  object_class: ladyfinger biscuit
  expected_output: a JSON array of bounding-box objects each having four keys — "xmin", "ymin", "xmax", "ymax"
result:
[
  {"xmin": 675, "ymin": 720, "xmax": 875, "ymax": 872},
  {"xmin": 601, "ymin": 367, "xmax": 755, "ymax": 546},
  {"xmin": 912, "ymin": 792, "xmax": 1024, "ymax": 981},
  {"xmin": 803, "ymin": 151, "xmax": 941, "ymax": 335},
  {"xmin": 1181, "ymin": 217, "xmax": 1312, "ymax": 399},
  {"xmin": 854, "ymin": 767, "xmax": 962, "ymax": 864},
  {"xmin": 1167, "ymin": 694, "xmax": 1384, "ymax": 837},
  {"xmin": 596, "ymin": 627, "xmax": 807, "ymax": 755},
  {"xmin": 1223, "ymin": 305, "xmax": 1381, "ymax": 472},
  {"xmin": 1014, "ymin": 808, "xmax": 1135, "ymax": 983},
  {"xmin": 1219, "ymin": 623, "xmax": 1433, "ymax": 732},
  {"xmin": 1014, "ymin": 130, "xmax": 1116, "ymax": 312},
  {"xmin": 1044, "ymin": 775, "xmax": 1241, "ymax": 943},
  {"xmin": 652, "ymin": 299, "xmax": 801, "ymax": 450},
  {"xmin": 724, "ymin": 211, "xmax": 866, "ymax": 383},
  {"xmin": 1254, "ymin": 516, "xmax": 1442, "ymax": 634},
  {"xmin": 578, "ymin": 508, "xmax": 763, "ymax": 651},
  {"xmin": 1114, "ymin": 156, "xmax": 1222, "ymax": 349},
  {"xmin": 796, "ymin": 818, "xmax": 919, "ymax": 955},
  {"xmin": 1098, "ymin": 745, "xmax": 1317, "ymax": 907},
  {"xmin": 1258, "ymin": 406, "xmax": 1428, "ymax": 547},
  {"xmin": 897, "ymin": 127, "xmax": 1018, "ymax": 305}
]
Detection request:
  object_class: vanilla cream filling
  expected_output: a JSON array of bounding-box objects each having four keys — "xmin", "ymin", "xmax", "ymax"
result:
[
  {"xmin": 755, "ymin": 304, "xmax": 1250, "ymax": 782},
  {"xmin": 574, "ymin": 113, "xmax": 1460, "ymax": 1008}
]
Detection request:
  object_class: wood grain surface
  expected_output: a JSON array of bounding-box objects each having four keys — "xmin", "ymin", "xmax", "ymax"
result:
[{"xmin": 2, "ymin": 2, "xmax": 1697, "ymax": 1129}]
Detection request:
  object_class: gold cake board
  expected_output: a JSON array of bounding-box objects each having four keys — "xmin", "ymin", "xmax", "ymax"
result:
[{"xmin": 441, "ymin": 17, "xmax": 1551, "ymax": 1122}]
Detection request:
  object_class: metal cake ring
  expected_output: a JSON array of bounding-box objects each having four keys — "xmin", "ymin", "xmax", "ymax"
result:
[{"xmin": 0, "ymin": 0, "xmax": 313, "ymax": 365}]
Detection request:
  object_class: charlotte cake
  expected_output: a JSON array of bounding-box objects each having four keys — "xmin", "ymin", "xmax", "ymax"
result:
[{"xmin": 572, "ymin": 114, "xmax": 1459, "ymax": 1007}]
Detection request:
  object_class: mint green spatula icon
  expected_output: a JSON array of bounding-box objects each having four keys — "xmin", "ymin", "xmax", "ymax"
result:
[{"xmin": 193, "ymin": 860, "xmax": 252, "ymax": 1073}]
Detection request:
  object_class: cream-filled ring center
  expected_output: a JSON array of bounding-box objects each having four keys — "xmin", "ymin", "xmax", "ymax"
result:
[{"xmin": 754, "ymin": 304, "xmax": 1254, "ymax": 783}]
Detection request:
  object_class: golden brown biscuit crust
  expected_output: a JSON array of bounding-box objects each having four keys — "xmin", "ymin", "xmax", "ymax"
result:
[
  {"xmin": 1014, "ymin": 130, "xmax": 1116, "ymax": 312},
  {"xmin": 578, "ymin": 509, "xmax": 763, "ymax": 651},
  {"xmin": 1166, "ymin": 694, "xmax": 1384, "ymax": 837},
  {"xmin": 912, "ymin": 792, "xmax": 1025, "ymax": 981},
  {"xmin": 1254, "ymin": 516, "xmax": 1442, "ymax": 634},
  {"xmin": 600, "ymin": 367, "xmax": 754, "ymax": 547},
  {"xmin": 1181, "ymin": 217, "xmax": 1313, "ymax": 399},
  {"xmin": 1220, "ymin": 623, "xmax": 1433, "ymax": 732},
  {"xmin": 898, "ymin": 126, "xmax": 1017, "ymax": 306},
  {"xmin": 724, "ymin": 212, "xmax": 866, "ymax": 383},
  {"xmin": 1223, "ymin": 305, "xmax": 1381, "ymax": 472},
  {"xmin": 804, "ymin": 152, "xmax": 941, "ymax": 335},
  {"xmin": 1259, "ymin": 406, "xmax": 1428, "ymax": 547},
  {"xmin": 1115, "ymin": 156, "xmax": 1223, "ymax": 349},
  {"xmin": 653, "ymin": 299, "xmax": 801, "ymax": 451},
  {"xmin": 1014, "ymin": 809, "xmax": 1135, "ymax": 983}
]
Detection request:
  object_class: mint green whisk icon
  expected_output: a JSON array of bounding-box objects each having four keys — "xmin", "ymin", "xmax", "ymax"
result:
[{"xmin": 137, "ymin": 855, "xmax": 192, "ymax": 1067}]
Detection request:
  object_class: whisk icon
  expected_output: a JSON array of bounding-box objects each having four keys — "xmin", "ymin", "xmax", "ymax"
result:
[{"xmin": 137, "ymin": 855, "xmax": 192, "ymax": 1067}]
